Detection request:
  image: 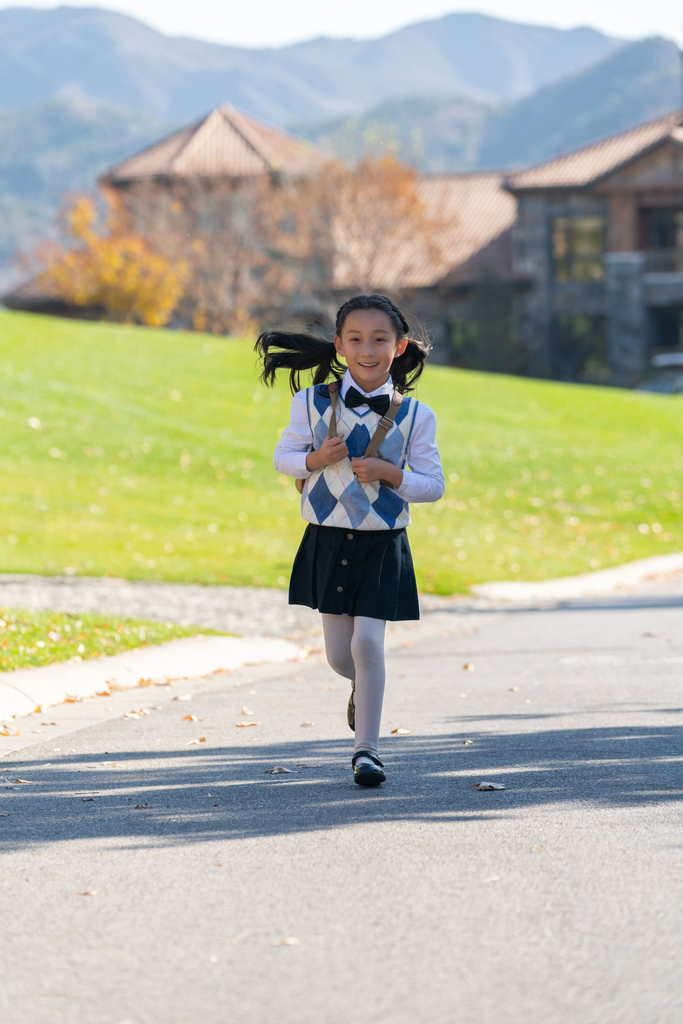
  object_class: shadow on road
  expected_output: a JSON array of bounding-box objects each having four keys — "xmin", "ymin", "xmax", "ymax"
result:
[{"xmin": 2, "ymin": 715, "xmax": 683, "ymax": 849}]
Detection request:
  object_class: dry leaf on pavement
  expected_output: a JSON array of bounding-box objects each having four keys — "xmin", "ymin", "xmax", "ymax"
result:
[
  {"xmin": 462, "ymin": 739, "xmax": 474, "ymax": 745},
  {"xmin": 508, "ymin": 687, "xmax": 519, "ymax": 692},
  {"xmin": 300, "ymin": 721, "xmax": 315, "ymax": 727},
  {"xmin": 390, "ymin": 727, "xmax": 412, "ymax": 735},
  {"xmin": 241, "ymin": 707, "xmax": 254, "ymax": 715},
  {"xmin": 0, "ymin": 725, "xmax": 20, "ymax": 736},
  {"xmin": 462, "ymin": 663, "xmax": 474, "ymax": 671},
  {"xmin": 187, "ymin": 737, "xmax": 207, "ymax": 744},
  {"xmin": 182, "ymin": 714, "xmax": 198, "ymax": 721},
  {"xmin": 265, "ymin": 766, "xmax": 298, "ymax": 774},
  {"xmin": 172, "ymin": 694, "xmax": 192, "ymax": 701},
  {"xmin": 471, "ymin": 781, "xmax": 506, "ymax": 791},
  {"xmin": 235, "ymin": 722, "xmax": 259, "ymax": 728},
  {"xmin": 275, "ymin": 937, "xmax": 300, "ymax": 945},
  {"xmin": 14, "ymin": 779, "xmax": 32, "ymax": 784},
  {"xmin": 76, "ymin": 890, "xmax": 97, "ymax": 896}
]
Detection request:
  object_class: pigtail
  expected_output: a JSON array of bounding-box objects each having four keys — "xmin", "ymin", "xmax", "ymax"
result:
[
  {"xmin": 255, "ymin": 330, "xmax": 344, "ymax": 394},
  {"xmin": 390, "ymin": 336, "xmax": 431, "ymax": 393}
]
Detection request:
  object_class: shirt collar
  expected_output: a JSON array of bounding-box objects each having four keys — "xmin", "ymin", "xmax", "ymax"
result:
[{"xmin": 340, "ymin": 368, "xmax": 394, "ymax": 403}]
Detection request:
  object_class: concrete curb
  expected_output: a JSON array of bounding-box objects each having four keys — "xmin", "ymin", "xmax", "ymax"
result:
[
  {"xmin": 0, "ymin": 634, "xmax": 304, "ymax": 722},
  {"xmin": 471, "ymin": 551, "xmax": 683, "ymax": 601}
]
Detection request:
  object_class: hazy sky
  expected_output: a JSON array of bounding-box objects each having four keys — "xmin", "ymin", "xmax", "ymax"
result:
[{"xmin": 4, "ymin": 0, "xmax": 683, "ymax": 47}]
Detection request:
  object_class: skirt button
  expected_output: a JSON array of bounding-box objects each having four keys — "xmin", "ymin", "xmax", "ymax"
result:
[
  {"xmin": 341, "ymin": 558, "xmax": 348, "ymax": 566},
  {"xmin": 346, "ymin": 533, "xmax": 353, "ymax": 540},
  {"xmin": 336, "ymin": 585, "xmax": 344, "ymax": 592}
]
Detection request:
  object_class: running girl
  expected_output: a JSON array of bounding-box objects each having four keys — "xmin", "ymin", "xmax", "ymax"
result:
[{"xmin": 256, "ymin": 294, "xmax": 445, "ymax": 786}]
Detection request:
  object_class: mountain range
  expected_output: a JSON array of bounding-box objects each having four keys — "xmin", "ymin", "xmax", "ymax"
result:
[
  {"xmin": 0, "ymin": 6, "xmax": 622, "ymax": 122},
  {"xmin": 0, "ymin": 6, "xmax": 679, "ymax": 283},
  {"xmin": 295, "ymin": 37, "xmax": 681, "ymax": 171}
]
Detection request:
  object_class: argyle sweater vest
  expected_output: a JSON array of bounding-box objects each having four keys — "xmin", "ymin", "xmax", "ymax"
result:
[{"xmin": 300, "ymin": 383, "xmax": 419, "ymax": 531}]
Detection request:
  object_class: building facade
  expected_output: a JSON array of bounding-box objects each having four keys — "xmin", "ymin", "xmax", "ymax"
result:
[{"xmin": 505, "ymin": 113, "xmax": 683, "ymax": 386}]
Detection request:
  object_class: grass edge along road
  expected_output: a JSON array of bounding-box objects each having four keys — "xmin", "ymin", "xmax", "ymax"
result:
[
  {"xmin": 0, "ymin": 311, "xmax": 682, "ymax": 594},
  {"xmin": 0, "ymin": 608, "xmax": 216, "ymax": 673}
]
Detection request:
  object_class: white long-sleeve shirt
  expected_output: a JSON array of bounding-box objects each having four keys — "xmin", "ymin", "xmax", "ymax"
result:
[{"xmin": 274, "ymin": 369, "xmax": 445, "ymax": 504}]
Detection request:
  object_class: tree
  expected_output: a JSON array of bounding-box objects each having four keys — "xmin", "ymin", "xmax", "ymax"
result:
[{"xmin": 34, "ymin": 192, "xmax": 187, "ymax": 326}]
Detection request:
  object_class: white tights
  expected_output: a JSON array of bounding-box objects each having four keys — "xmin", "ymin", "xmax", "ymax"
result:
[{"xmin": 321, "ymin": 613, "xmax": 386, "ymax": 760}]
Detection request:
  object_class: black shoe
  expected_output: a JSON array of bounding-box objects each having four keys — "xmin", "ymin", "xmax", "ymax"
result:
[
  {"xmin": 347, "ymin": 684, "xmax": 355, "ymax": 732},
  {"xmin": 352, "ymin": 751, "xmax": 386, "ymax": 787}
]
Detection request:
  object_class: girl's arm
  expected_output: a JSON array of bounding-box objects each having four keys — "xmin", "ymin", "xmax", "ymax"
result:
[
  {"xmin": 395, "ymin": 405, "xmax": 445, "ymax": 504},
  {"xmin": 273, "ymin": 392, "xmax": 314, "ymax": 479}
]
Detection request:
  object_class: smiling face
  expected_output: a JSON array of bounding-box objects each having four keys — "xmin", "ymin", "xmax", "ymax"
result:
[{"xmin": 334, "ymin": 309, "xmax": 407, "ymax": 393}]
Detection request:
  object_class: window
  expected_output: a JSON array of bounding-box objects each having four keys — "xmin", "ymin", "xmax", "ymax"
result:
[
  {"xmin": 552, "ymin": 216, "xmax": 606, "ymax": 282},
  {"xmin": 552, "ymin": 314, "xmax": 608, "ymax": 383},
  {"xmin": 640, "ymin": 208, "xmax": 683, "ymax": 250}
]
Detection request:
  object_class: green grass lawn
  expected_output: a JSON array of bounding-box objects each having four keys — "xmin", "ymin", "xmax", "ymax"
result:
[
  {"xmin": 0, "ymin": 608, "xmax": 206, "ymax": 672},
  {"xmin": 0, "ymin": 310, "xmax": 682, "ymax": 594}
]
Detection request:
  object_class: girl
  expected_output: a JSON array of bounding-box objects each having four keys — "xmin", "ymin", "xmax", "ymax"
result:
[{"xmin": 257, "ymin": 294, "xmax": 444, "ymax": 787}]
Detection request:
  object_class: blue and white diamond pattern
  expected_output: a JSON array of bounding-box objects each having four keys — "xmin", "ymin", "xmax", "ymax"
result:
[{"xmin": 300, "ymin": 384, "xmax": 418, "ymax": 530}]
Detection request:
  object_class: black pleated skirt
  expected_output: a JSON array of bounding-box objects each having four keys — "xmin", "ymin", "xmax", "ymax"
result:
[{"xmin": 289, "ymin": 523, "xmax": 419, "ymax": 621}]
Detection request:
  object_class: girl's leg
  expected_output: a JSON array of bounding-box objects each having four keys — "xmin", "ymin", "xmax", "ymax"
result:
[
  {"xmin": 321, "ymin": 613, "xmax": 355, "ymax": 681},
  {"xmin": 351, "ymin": 616, "xmax": 386, "ymax": 760}
]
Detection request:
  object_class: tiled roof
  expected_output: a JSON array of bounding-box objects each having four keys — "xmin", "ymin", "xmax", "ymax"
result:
[
  {"xmin": 104, "ymin": 105, "xmax": 326, "ymax": 182},
  {"xmin": 506, "ymin": 112, "xmax": 682, "ymax": 191},
  {"xmin": 333, "ymin": 172, "xmax": 517, "ymax": 291}
]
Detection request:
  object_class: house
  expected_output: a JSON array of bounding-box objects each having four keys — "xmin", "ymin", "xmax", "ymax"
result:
[
  {"xmin": 506, "ymin": 112, "xmax": 683, "ymax": 385},
  {"xmin": 5, "ymin": 104, "xmax": 683, "ymax": 387}
]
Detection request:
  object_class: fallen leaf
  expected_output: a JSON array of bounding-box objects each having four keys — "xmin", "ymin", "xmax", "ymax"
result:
[
  {"xmin": 241, "ymin": 707, "xmax": 254, "ymax": 715},
  {"xmin": 0, "ymin": 812, "xmax": 9, "ymax": 816},
  {"xmin": 462, "ymin": 739, "xmax": 474, "ymax": 745},
  {"xmin": 64, "ymin": 694, "xmax": 82, "ymax": 703},
  {"xmin": 172, "ymin": 694, "xmax": 192, "ymax": 701},
  {"xmin": 235, "ymin": 722, "xmax": 259, "ymax": 728},
  {"xmin": 41, "ymin": 722, "xmax": 60, "ymax": 726},
  {"xmin": 265, "ymin": 766, "xmax": 298, "ymax": 774},
  {"xmin": 14, "ymin": 779, "xmax": 31, "ymax": 784},
  {"xmin": 81, "ymin": 798, "xmax": 94, "ymax": 802},
  {"xmin": 182, "ymin": 714, "xmax": 198, "ymax": 721},
  {"xmin": 187, "ymin": 737, "xmax": 207, "ymax": 744},
  {"xmin": 123, "ymin": 712, "xmax": 140, "ymax": 719},
  {"xmin": 33, "ymin": 705, "xmax": 43, "ymax": 714},
  {"xmin": 462, "ymin": 663, "xmax": 474, "ymax": 671},
  {"xmin": 95, "ymin": 689, "xmax": 111, "ymax": 697},
  {"xmin": 0, "ymin": 726, "xmax": 20, "ymax": 736},
  {"xmin": 390, "ymin": 727, "xmax": 412, "ymax": 735},
  {"xmin": 101, "ymin": 761, "xmax": 122, "ymax": 767},
  {"xmin": 134, "ymin": 803, "xmax": 151, "ymax": 809},
  {"xmin": 76, "ymin": 890, "xmax": 97, "ymax": 896},
  {"xmin": 471, "ymin": 781, "xmax": 506, "ymax": 791},
  {"xmin": 508, "ymin": 686, "xmax": 519, "ymax": 692},
  {"xmin": 276, "ymin": 937, "xmax": 300, "ymax": 946},
  {"xmin": 300, "ymin": 721, "xmax": 315, "ymax": 727}
]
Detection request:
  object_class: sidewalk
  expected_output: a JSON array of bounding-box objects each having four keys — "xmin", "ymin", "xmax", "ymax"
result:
[{"xmin": 0, "ymin": 634, "xmax": 302, "ymax": 723}]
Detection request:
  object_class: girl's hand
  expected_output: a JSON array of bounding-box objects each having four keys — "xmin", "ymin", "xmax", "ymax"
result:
[
  {"xmin": 350, "ymin": 457, "xmax": 403, "ymax": 488},
  {"xmin": 306, "ymin": 434, "xmax": 348, "ymax": 471}
]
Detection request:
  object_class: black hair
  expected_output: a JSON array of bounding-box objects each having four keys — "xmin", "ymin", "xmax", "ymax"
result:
[{"xmin": 255, "ymin": 294, "xmax": 431, "ymax": 394}]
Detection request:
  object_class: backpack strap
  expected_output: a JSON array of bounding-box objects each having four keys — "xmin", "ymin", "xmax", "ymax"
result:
[
  {"xmin": 327, "ymin": 380, "xmax": 340, "ymax": 440},
  {"xmin": 363, "ymin": 391, "xmax": 403, "ymax": 458},
  {"xmin": 295, "ymin": 380, "xmax": 341, "ymax": 494}
]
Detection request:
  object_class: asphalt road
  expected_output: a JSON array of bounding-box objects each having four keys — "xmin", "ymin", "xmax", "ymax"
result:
[{"xmin": 2, "ymin": 590, "xmax": 683, "ymax": 1024}]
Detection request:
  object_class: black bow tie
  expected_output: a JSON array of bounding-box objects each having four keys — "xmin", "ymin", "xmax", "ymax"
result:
[{"xmin": 344, "ymin": 386, "xmax": 391, "ymax": 416}]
